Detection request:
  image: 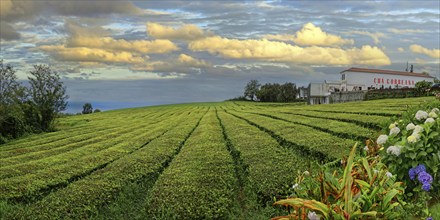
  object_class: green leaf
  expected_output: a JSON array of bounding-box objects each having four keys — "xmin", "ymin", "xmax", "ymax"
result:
[
  {"xmin": 418, "ymin": 151, "xmax": 428, "ymax": 157},
  {"xmin": 383, "ymin": 189, "xmax": 399, "ymax": 208},
  {"xmin": 428, "ymin": 131, "xmax": 438, "ymax": 139},
  {"xmin": 351, "ymin": 210, "xmax": 377, "ymax": 218},
  {"xmin": 362, "ymin": 158, "xmax": 372, "ymax": 182},
  {"xmin": 411, "ymin": 161, "xmax": 417, "ymax": 167},
  {"xmin": 343, "ymin": 143, "xmax": 357, "ymax": 214},
  {"xmin": 355, "ymin": 179, "xmax": 370, "ymax": 189},
  {"xmin": 274, "ymin": 198, "xmax": 330, "ymax": 219}
]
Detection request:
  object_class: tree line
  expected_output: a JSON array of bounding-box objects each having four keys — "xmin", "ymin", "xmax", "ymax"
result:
[
  {"xmin": 239, "ymin": 79, "xmax": 300, "ymax": 102},
  {"xmin": 0, "ymin": 61, "xmax": 68, "ymax": 143},
  {"xmin": 82, "ymin": 102, "xmax": 101, "ymax": 114}
]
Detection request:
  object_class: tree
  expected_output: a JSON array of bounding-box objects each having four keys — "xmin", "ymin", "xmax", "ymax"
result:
[
  {"xmin": 278, "ymin": 82, "xmax": 297, "ymax": 102},
  {"xmin": 82, "ymin": 103, "xmax": 93, "ymax": 114},
  {"xmin": 94, "ymin": 109, "xmax": 101, "ymax": 113},
  {"xmin": 415, "ymin": 80, "xmax": 433, "ymax": 96},
  {"xmin": 0, "ymin": 60, "xmax": 25, "ymax": 105},
  {"xmin": 0, "ymin": 61, "xmax": 27, "ymax": 141},
  {"xmin": 28, "ymin": 65, "xmax": 68, "ymax": 131},
  {"xmin": 256, "ymin": 82, "xmax": 297, "ymax": 102},
  {"xmin": 244, "ymin": 80, "xmax": 260, "ymax": 101},
  {"xmin": 257, "ymin": 83, "xmax": 280, "ymax": 102}
]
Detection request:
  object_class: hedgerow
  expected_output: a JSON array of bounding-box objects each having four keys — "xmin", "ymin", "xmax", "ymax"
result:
[
  {"xmin": 241, "ymin": 110, "xmax": 374, "ymax": 141},
  {"xmin": 227, "ymin": 110, "xmax": 354, "ymax": 161},
  {"xmin": 12, "ymin": 110, "xmax": 205, "ymax": 219},
  {"xmin": 0, "ymin": 107, "xmax": 179, "ymax": 152},
  {"xmin": 0, "ymin": 109, "xmax": 181, "ymax": 179},
  {"xmin": 279, "ymin": 110, "xmax": 387, "ymax": 130},
  {"xmin": 0, "ymin": 112, "xmax": 184, "ymax": 202},
  {"xmin": 217, "ymin": 110, "xmax": 316, "ymax": 202},
  {"xmin": 0, "ymin": 119, "xmax": 168, "ymax": 179},
  {"xmin": 149, "ymin": 109, "xmax": 236, "ymax": 219}
]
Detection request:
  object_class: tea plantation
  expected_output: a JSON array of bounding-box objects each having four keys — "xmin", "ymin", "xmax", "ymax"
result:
[{"xmin": 0, "ymin": 97, "xmax": 435, "ymax": 219}]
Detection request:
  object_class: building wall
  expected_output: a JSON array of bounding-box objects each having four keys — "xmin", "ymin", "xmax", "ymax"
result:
[
  {"xmin": 309, "ymin": 83, "xmax": 330, "ymax": 96},
  {"xmin": 343, "ymin": 71, "xmax": 434, "ymax": 90},
  {"xmin": 309, "ymin": 96, "xmax": 329, "ymax": 105},
  {"xmin": 308, "ymin": 83, "xmax": 330, "ymax": 104},
  {"xmin": 329, "ymin": 91, "xmax": 366, "ymax": 103},
  {"xmin": 297, "ymin": 87, "xmax": 308, "ymax": 99},
  {"xmin": 307, "ymin": 70, "xmax": 434, "ymax": 105}
]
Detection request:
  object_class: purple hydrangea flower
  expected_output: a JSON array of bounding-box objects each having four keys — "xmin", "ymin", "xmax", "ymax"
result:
[
  {"xmin": 409, "ymin": 168, "xmax": 416, "ymax": 180},
  {"xmin": 422, "ymin": 183, "xmax": 431, "ymax": 191},
  {"xmin": 426, "ymin": 217, "xmax": 433, "ymax": 220},
  {"xmin": 414, "ymin": 164, "xmax": 426, "ymax": 174},
  {"xmin": 417, "ymin": 171, "xmax": 433, "ymax": 184}
]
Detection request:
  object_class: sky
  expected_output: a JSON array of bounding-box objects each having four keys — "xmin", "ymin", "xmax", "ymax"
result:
[{"xmin": 1, "ymin": 0, "xmax": 439, "ymax": 113}]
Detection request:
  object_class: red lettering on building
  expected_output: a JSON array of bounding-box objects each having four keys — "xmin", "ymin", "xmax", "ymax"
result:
[{"xmin": 371, "ymin": 78, "xmax": 424, "ymax": 87}]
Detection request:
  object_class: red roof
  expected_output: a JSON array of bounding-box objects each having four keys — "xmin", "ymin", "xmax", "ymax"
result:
[{"xmin": 341, "ymin": 67, "xmax": 434, "ymax": 78}]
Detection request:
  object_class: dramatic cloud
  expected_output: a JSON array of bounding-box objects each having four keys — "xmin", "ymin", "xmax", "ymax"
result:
[
  {"xmin": 0, "ymin": 21, "xmax": 21, "ymax": 40},
  {"xmin": 64, "ymin": 20, "xmax": 110, "ymax": 38},
  {"xmin": 0, "ymin": 0, "xmax": 142, "ymax": 41},
  {"xmin": 37, "ymin": 21, "xmax": 179, "ymax": 69},
  {"xmin": 146, "ymin": 22, "xmax": 212, "ymax": 40},
  {"xmin": 177, "ymin": 54, "xmax": 210, "ymax": 67},
  {"xmin": 189, "ymin": 36, "xmax": 390, "ymax": 66},
  {"xmin": 2, "ymin": 1, "xmax": 439, "ymax": 84},
  {"xmin": 39, "ymin": 45, "xmax": 146, "ymax": 64},
  {"xmin": 265, "ymin": 23, "xmax": 353, "ymax": 47},
  {"xmin": 64, "ymin": 22, "xmax": 179, "ymax": 54},
  {"xmin": 263, "ymin": 34, "xmax": 295, "ymax": 42},
  {"xmin": 388, "ymin": 28, "xmax": 429, "ymax": 34},
  {"xmin": 344, "ymin": 31, "xmax": 386, "ymax": 44},
  {"xmin": 1, "ymin": 0, "xmax": 141, "ymax": 22},
  {"xmin": 0, "ymin": 0, "xmax": 13, "ymax": 18},
  {"xmin": 293, "ymin": 23, "xmax": 354, "ymax": 46},
  {"xmin": 410, "ymin": 44, "xmax": 440, "ymax": 59},
  {"xmin": 67, "ymin": 37, "xmax": 179, "ymax": 54},
  {"xmin": 130, "ymin": 54, "xmax": 210, "ymax": 75}
]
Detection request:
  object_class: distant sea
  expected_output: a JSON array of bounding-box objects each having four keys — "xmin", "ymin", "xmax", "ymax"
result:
[{"xmin": 65, "ymin": 101, "xmax": 169, "ymax": 114}]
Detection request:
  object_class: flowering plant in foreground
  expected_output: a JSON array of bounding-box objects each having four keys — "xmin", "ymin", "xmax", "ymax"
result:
[
  {"xmin": 409, "ymin": 164, "xmax": 434, "ymax": 191},
  {"xmin": 406, "ymin": 164, "xmax": 435, "ymax": 218},
  {"xmin": 378, "ymin": 103, "xmax": 439, "ymax": 194},
  {"xmin": 273, "ymin": 144, "xmax": 405, "ymax": 220},
  {"xmin": 375, "ymin": 100, "xmax": 440, "ymax": 218}
]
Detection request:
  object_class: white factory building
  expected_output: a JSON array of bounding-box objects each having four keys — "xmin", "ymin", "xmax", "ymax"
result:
[{"xmin": 308, "ymin": 67, "xmax": 435, "ymax": 105}]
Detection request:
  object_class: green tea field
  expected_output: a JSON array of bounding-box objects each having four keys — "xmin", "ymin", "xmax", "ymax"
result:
[{"xmin": 0, "ymin": 97, "xmax": 434, "ymax": 219}]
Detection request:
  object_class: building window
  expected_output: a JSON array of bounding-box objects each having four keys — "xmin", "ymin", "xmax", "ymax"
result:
[{"xmin": 342, "ymin": 74, "xmax": 345, "ymax": 80}]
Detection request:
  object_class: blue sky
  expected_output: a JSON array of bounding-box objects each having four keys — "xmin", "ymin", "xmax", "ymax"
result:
[{"xmin": 1, "ymin": 0, "xmax": 439, "ymax": 112}]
